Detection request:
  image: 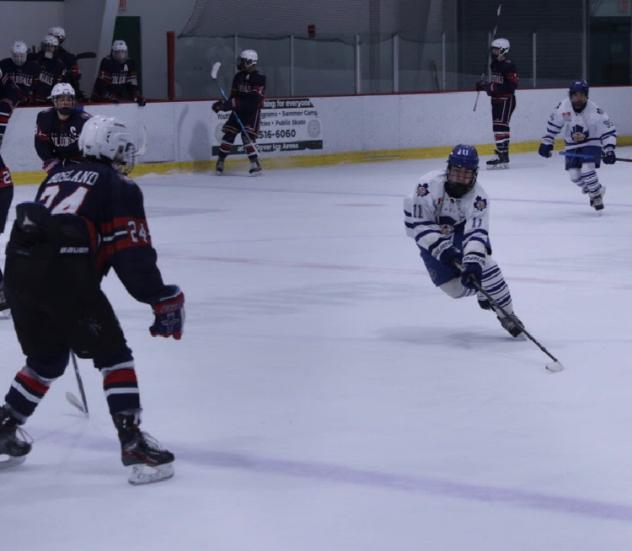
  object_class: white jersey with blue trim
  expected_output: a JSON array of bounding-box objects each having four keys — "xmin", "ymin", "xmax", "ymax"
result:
[
  {"xmin": 403, "ymin": 169, "xmax": 490, "ymax": 268},
  {"xmin": 542, "ymin": 98, "xmax": 616, "ymax": 151}
]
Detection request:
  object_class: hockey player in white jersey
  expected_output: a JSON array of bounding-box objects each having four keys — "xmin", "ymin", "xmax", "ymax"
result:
[
  {"xmin": 538, "ymin": 80, "xmax": 616, "ymax": 211},
  {"xmin": 403, "ymin": 144, "xmax": 523, "ymax": 337}
]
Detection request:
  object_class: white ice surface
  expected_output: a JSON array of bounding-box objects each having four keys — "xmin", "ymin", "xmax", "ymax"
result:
[{"xmin": 2, "ymin": 150, "xmax": 632, "ymax": 550}]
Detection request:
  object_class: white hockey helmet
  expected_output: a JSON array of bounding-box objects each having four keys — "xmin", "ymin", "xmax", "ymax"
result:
[
  {"xmin": 79, "ymin": 116, "xmax": 136, "ymax": 174},
  {"xmin": 238, "ymin": 49, "xmax": 258, "ymax": 70},
  {"xmin": 48, "ymin": 26, "xmax": 66, "ymax": 44},
  {"xmin": 41, "ymin": 34, "xmax": 59, "ymax": 58},
  {"xmin": 490, "ymin": 38, "xmax": 510, "ymax": 57},
  {"xmin": 111, "ymin": 40, "xmax": 128, "ymax": 62},
  {"xmin": 49, "ymin": 83, "xmax": 76, "ymax": 115},
  {"xmin": 11, "ymin": 41, "xmax": 28, "ymax": 66}
]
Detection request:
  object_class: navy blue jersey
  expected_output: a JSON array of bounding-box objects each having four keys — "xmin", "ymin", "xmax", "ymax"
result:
[
  {"xmin": 35, "ymin": 108, "xmax": 92, "ymax": 164},
  {"xmin": 29, "ymin": 53, "xmax": 66, "ymax": 104},
  {"xmin": 56, "ymin": 47, "xmax": 81, "ymax": 92},
  {"xmin": 0, "ymin": 58, "xmax": 39, "ymax": 104},
  {"xmin": 230, "ymin": 70, "xmax": 265, "ymax": 116},
  {"xmin": 34, "ymin": 160, "xmax": 166, "ymax": 303},
  {"xmin": 92, "ymin": 56, "xmax": 140, "ymax": 101},
  {"xmin": 489, "ymin": 58, "xmax": 518, "ymax": 97}
]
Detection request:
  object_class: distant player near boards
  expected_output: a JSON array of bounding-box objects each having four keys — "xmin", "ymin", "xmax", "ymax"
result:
[
  {"xmin": 212, "ymin": 49, "xmax": 265, "ymax": 176},
  {"xmin": 475, "ymin": 38, "xmax": 519, "ymax": 169},
  {"xmin": 538, "ymin": 79, "xmax": 616, "ymax": 212}
]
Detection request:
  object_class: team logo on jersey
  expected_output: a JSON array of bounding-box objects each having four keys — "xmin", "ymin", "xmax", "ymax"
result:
[
  {"xmin": 415, "ymin": 183, "xmax": 429, "ymax": 196},
  {"xmin": 571, "ymin": 125, "xmax": 588, "ymax": 143},
  {"xmin": 474, "ymin": 196, "xmax": 487, "ymax": 211}
]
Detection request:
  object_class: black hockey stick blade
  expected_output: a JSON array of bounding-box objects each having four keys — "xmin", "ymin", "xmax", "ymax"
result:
[
  {"xmin": 65, "ymin": 391, "xmax": 89, "ymax": 416},
  {"xmin": 614, "ymin": 156, "xmax": 632, "ymax": 162},
  {"xmin": 76, "ymin": 51, "xmax": 97, "ymax": 60},
  {"xmin": 211, "ymin": 61, "xmax": 222, "ymax": 80}
]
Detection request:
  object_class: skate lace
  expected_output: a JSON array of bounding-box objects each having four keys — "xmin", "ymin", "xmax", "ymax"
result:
[{"xmin": 14, "ymin": 426, "xmax": 32, "ymax": 445}]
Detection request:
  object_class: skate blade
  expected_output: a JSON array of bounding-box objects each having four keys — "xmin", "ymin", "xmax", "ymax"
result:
[
  {"xmin": 248, "ymin": 170, "xmax": 262, "ymax": 177},
  {"xmin": 0, "ymin": 454, "xmax": 26, "ymax": 470},
  {"xmin": 486, "ymin": 163, "xmax": 509, "ymax": 170},
  {"xmin": 128, "ymin": 462, "xmax": 174, "ymax": 485}
]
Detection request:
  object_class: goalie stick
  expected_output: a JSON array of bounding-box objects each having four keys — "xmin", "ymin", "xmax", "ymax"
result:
[
  {"xmin": 75, "ymin": 51, "xmax": 97, "ymax": 61},
  {"xmin": 473, "ymin": 4, "xmax": 503, "ymax": 112},
  {"xmin": 210, "ymin": 61, "xmax": 260, "ymax": 157}
]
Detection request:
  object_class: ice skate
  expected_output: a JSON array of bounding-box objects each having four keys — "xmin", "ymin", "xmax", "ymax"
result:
[
  {"xmin": 0, "ymin": 406, "xmax": 32, "ymax": 469},
  {"xmin": 114, "ymin": 413, "xmax": 175, "ymax": 485},
  {"xmin": 497, "ymin": 313, "xmax": 524, "ymax": 338},
  {"xmin": 215, "ymin": 158, "xmax": 225, "ymax": 175},
  {"xmin": 486, "ymin": 150, "xmax": 509, "ymax": 169},
  {"xmin": 248, "ymin": 158, "xmax": 262, "ymax": 176},
  {"xmin": 589, "ymin": 185, "xmax": 605, "ymax": 212}
]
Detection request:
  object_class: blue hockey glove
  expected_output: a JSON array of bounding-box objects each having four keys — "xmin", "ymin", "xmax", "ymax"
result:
[
  {"xmin": 538, "ymin": 142, "xmax": 553, "ymax": 158},
  {"xmin": 602, "ymin": 148, "xmax": 616, "ymax": 165},
  {"xmin": 150, "ymin": 285, "xmax": 185, "ymax": 340},
  {"xmin": 438, "ymin": 245, "xmax": 462, "ymax": 267},
  {"xmin": 460, "ymin": 262, "xmax": 483, "ymax": 290}
]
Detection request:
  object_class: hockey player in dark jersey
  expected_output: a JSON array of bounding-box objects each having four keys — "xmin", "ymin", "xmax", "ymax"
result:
[
  {"xmin": 92, "ymin": 40, "xmax": 145, "ymax": 105},
  {"xmin": 0, "ymin": 41, "xmax": 40, "ymax": 105},
  {"xmin": 0, "ymin": 153, "xmax": 14, "ymax": 312},
  {"xmin": 30, "ymin": 35, "xmax": 66, "ymax": 105},
  {"xmin": 0, "ymin": 66, "xmax": 27, "ymax": 147},
  {"xmin": 212, "ymin": 49, "xmax": 265, "ymax": 175},
  {"xmin": 475, "ymin": 38, "xmax": 519, "ymax": 168},
  {"xmin": 35, "ymin": 82, "xmax": 91, "ymax": 173},
  {"xmin": 0, "ymin": 115, "xmax": 184, "ymax": 483},
  {"xmin": 48, "ymin": 26, "xmax": 83, "ymax": 100}
]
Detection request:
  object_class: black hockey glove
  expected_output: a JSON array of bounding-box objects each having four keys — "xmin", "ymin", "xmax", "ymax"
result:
[
  {"xmin": 150, "ymin": 285, "xmax": 185, "ymax": 340},
  {"xmin": 212, "ymin": 100, "xmax": 232, "ymax": 113},
  {"xmin": 438, "ymin": 245, "xmax": 462, "ymax": 267},
  {"xmin": 460, "ymin": 262, "xmax": 483, "ymax": 290},
  {"xmin": 475, "ymin": 80, "xmax": 490, "ymax": 92},
  {"xmin": 602, "ymin": 148, "xmax": 616, "ymax": 165},
  {"xmin": 538, "ymin": 143, "xmax": 553, "ymax": 158},
  {"xmin": 136, "ymin": 96, "xmax": 146, "ymax": 107}
]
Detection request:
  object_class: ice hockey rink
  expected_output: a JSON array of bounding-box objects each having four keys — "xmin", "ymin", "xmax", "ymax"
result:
[{"xmin": 2, "ymin": 149, "xmax": 632, "ymax": 550}]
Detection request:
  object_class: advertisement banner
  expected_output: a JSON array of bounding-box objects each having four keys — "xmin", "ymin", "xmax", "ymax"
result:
[{"xmin": 212, "ymin": 98, "xmax": 323, "ymax": 155}]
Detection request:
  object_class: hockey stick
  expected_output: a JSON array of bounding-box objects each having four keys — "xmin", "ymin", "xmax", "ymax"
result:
[
  {"xmin": 558, "ymin": 150, "xmax": 596, "ymax": 161},
  {"xmin": 210, "ymin": 61, "xmax": 260, "ymax": 156},
  {"xmin": 66, "ymin": 352, "xmax": 89, "ymax": 416},
  {"xmin": 473, "ymin": 4, "xmax": 503, "ymax": 112},
  {"xmin": 76, "ymin": 51, "xmax": 97, "ymax": 61},
  {"xmin": 457, "ymin": 264, "xmax": 564, "ymax": 373},
  {"xmin": 614, "ymin": 156, "xmax": 632, "ymax": 162}
]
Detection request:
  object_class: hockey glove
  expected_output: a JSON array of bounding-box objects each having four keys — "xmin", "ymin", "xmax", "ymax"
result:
[
  {"xmin": 602, "ymin": 148, "xmax": 616, "ymax": 165},
  {"xmin": 538, "ymin": 143, "xmax": 553, "ymax": 158},
  {"xmin": 475, "ymin": 80, "xmax": 490, "ymax": 92},
  {"xmin": 212, "ymin": 100, "xmax": 232, "ymax": 113},
  {"xmin": 150, "ymin": 285, "xmax": 185, "ymax": 340},
  {"xmin": 460, "ymin": 262, "xmax": 483, "ymax": 290},
  {"xmin": 438, "ymin": 245, "xmax": 462, "ymax": 267},
  {"xmin": 136, "ymin": 96, "xmax": 146, "ymax": 107}
]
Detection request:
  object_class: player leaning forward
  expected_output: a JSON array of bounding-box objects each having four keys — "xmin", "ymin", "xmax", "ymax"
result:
[
  {"xmin": 0, "ymin": 115, "xmax": 184, "ymax": 484},
  {"xmin": 404, "ymin": 145, "xmax": 523, "ymax": 338},
  {"xmin": 538, "ymin": 80, "xmax": 616, "ymax": 211}
]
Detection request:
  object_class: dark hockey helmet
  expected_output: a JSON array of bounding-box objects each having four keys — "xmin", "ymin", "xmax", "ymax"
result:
[
  {"xmin": 445, "ymin": 144, "xmax": 479, "ymax": 198},
  {"xmin": 569, "ymin": 79, "xmax": 589, "ymax": 111},
  {"xmin": 237, "ymin": 49, "xmax": 258, "ymax": 71}
]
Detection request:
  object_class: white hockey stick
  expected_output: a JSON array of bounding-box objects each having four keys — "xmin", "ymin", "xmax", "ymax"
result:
[
  {"xmin": 473, "ymin": 3, "xmax": 503, "ymax": 112},
  {"xmin": 210, "ymin": 61, "xmax": 260, "ymax": 157}
]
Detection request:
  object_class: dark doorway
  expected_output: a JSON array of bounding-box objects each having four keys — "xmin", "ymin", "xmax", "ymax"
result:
[
  {"xmin": 589, "ymin": 17, "xmax": 630, "ymax": 85},
  {"xmin": 113, "ymin": 16, "xmax": 143, "ymax": 90}
]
